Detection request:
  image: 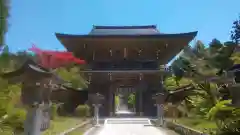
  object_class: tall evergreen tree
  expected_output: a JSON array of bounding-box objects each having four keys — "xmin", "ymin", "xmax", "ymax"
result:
[
  {"xmin": 231, "ymin": 15, "xmax": 240, "ymax": 44},
  {"xmin": 0, "ymin": 0, "xmax": 10, "ymax": 46}
]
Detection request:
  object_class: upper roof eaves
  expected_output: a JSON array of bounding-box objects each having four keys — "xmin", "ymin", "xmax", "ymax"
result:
[{"xmin": 89, "ymin": 25, "xmax": 160, "ymax": 35}]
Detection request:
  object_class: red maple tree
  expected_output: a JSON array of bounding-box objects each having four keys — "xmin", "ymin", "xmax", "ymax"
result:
[{"xmin": 28, "ymin": 45, "xmax": 85, "ymax": 69}]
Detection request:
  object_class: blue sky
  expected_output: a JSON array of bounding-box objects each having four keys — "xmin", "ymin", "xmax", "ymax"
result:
[{"xmin": 5, "ymin": 0, "xmax": 240, "ymax": 53}]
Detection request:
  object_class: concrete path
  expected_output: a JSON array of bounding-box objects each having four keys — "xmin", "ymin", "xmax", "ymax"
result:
[{"xmin": 84, "ymin": 118, "xmax": 179, "ymax": 135}]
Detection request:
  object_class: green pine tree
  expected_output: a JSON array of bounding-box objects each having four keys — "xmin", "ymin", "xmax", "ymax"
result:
[{"xmin": 0, "ymin": 0, "xmax": 10, "ymax": 46}]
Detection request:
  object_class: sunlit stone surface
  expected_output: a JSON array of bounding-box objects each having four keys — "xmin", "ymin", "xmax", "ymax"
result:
[{"xmin": 84, "ymin": 118, "xmax": 179, "ymax": 135}]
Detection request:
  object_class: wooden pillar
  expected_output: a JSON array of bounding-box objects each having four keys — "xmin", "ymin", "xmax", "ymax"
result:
[
  {"xmin": 109, "ymin": 89, "xmax": 114, "ymax": 116},
  {"xmin": 135, "ymin": 92, "xmax": 139, "ymax": 116},
  {"xmin": 92, "ymin": 50, "xmax": 95, "ymax": 60},
  {"xmin": 139, "ymin": 90, "xmax": 143, "ymax": 116},
  {"xmin": 108, "ymin": 73, "xmax": 114, "ymax": 116},
  {"xmin": 135, "ymin": 73, "xmax": 146, "ymax": 116},
  {"xmin": 135, "ymin": 91, "xmax": 144, "ymax": 116},
  {"xmin": 109, "ymin": 81, "xmax": 118, "ymax": 117},
  {"xmin": 142, "ymin": 89, "xmax": 157, "ymax": 117},
  {"xmin": 112, "ymin": 92, "xmax": 115, "ymax": 116}
]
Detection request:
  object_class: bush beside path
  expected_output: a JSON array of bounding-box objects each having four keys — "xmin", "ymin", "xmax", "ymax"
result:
[{"xmin": 166, "ymin": 117, "xmax": 217, "ymax": 134}]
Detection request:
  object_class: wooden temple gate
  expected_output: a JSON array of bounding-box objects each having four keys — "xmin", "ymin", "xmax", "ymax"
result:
[{"xmin": 56, "ymin": 25, "xmax": 198, "ymax": 117}]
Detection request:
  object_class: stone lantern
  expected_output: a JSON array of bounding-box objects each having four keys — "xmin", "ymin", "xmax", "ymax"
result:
[
  {"xmin": 152, "ymin": 93, "xmax": 167, "ymax": 105},
  {"xmin": 228, "ymin": 84, "xmax": 240, "ymax": 107},
  {"xmin": 152, "ymin": 92, "xmax": 167, "ymax": 126},
  {"xmin": 88, "ymin": 93, "xmax": 105, "ymax": 125},
  {"xmin": 226, "ymin": 64, "xmax": 240, "ymax": 107}
]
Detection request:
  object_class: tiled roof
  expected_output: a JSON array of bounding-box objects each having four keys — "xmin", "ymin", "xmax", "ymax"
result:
[{"xmin": 89, "ymin": 25, "xmax": 160, "ymax": 35}]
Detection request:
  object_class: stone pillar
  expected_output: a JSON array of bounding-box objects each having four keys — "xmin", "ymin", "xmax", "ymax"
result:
[
  {"xmin": 24, "ymin": 107, "xmax": 42, "ymax": 135},
  {"xmin": 138, "ymin": 79, "xmax": 147, "ymax": 116},
  {"xmin": 152, "ymin": 92, "xmax": 166, "ymax": 126},
  {"xmin": 95, "ymin": 83, "xmax": 109, "ymax": 117},
  {"xmin": 24, "ymin": 103, "xmax": 51, "ymax": 135},
  {"xmin": 89, "ymin": 93, "xmax": 104, "ymax": 125},
  {"xmin": 93, "ymin": 104, "xmax": 101, "ymax": 125},
  {"xmin": 157, "ymin": 104, "xmax": 164, "ymax": 126}
]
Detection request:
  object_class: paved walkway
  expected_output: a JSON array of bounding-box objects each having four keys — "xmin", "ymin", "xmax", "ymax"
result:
[{"xmin": 84, "ymin": 118, "xmax": 179, "ymax": 135}]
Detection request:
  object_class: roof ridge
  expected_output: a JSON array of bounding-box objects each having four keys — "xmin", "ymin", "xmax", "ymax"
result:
[{"xmin": 93, "ymin": 25, "xmax": 157, "ymax": 29}]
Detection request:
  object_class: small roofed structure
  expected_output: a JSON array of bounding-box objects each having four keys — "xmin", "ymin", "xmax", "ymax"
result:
[
  {"xmin": 0, "ymin": 59, "xmax": 78, "ymax": 133},
  {"xmin": 1, "ymin": 59, "xmax": 52, "ymax": 83},
  {"xmin": 0, "ymin": 59, "xmax": 63, "ymax": 105}
]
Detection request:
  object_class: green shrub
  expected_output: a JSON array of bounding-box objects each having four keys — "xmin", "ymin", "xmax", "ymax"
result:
[
  {"xmin": 115, "ymin": 95, "xmax": 119, "ymax": 106},
  {"xmin": 128, "ymin": 93, "xmax": 135, "ymax": 105},
  {"xmin": 0, "ymin": 124, "xmax": 14, "ymax": 135},
  {"xmin": 3, "ymin": 108, "xmax": 26, "ymax": 132},
  {"xmin": 50, "ymin": 104, "xmax": 58, "ymax": 120},
  {"xmin": 207, "ymin": 100, "xmax": 240, "ymax": 134},
  {"xmin": 74, "ymin": 105, "xmax": 89, "ymax": 117},
  {"xmin": 217, "ymin": 120, "xmax": 240, "ymax": 135}
]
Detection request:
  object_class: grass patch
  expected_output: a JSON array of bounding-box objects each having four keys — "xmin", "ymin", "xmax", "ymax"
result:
[
  {"xmin": 43, "ymin": 116, "xmax": 87, "ymax": 135},
  {"xmin": 66, "ymin": 124, "xmax": 92, "ymax": 135}
]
